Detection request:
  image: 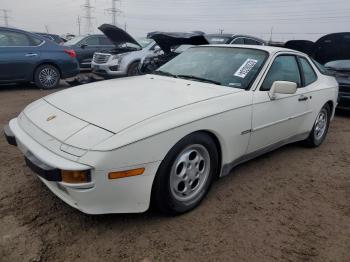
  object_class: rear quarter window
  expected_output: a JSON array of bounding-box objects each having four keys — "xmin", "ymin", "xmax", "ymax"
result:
[{"xmin": 299, "ymin": 57, "xmax": 317, "ymax": 85}]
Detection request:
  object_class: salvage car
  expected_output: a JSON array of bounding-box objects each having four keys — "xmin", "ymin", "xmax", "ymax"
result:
[
  {"xmin": 139, "ymin": 31, "xmax": 209, "ymax": 74},
  {"xmin": 4, "ymin": 45, "xmax": 338, "ymax": 215},
  {"xmin": 91, "ymin": 24, "xmax": 158, "ymax": 77},
  {"xmin": 64, "ymin": 34, "xmax": 114, "ymax": 69},
  {"xmin": 205, "ymin": 34, "xmax": 266, "ymax": 45},
  {"xmin": 325, "ymin": 60, "xmax": 350, "ymax": 110},
  {"xmin": 0, "ymin": 27, "xmax": 79, "ymax": 89}
]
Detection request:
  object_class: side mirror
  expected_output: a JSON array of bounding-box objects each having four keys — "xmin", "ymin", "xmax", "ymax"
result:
[
  {"xmin": 269, "ymin": 81, "xmax": 297, "ymax": 100},
  {"xmin": 80, "ymin": 44, "xmax": 88, "ymax": 49}
]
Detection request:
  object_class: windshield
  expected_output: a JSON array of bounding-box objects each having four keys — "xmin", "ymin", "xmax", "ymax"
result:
[
  {"xmin": 64, "ymin": 36, "xmax": 85, "ymax": 46},
  {"xmin": 206, "ymin": 36, "xmax": 231, "ymax": 44},
  {"xmin": 135, "ymin": 37, "xmax": 153, "ymax": 48},
  {"xmin": 156, "ymin": 47, "xmax": 268, "ymax": 89}
]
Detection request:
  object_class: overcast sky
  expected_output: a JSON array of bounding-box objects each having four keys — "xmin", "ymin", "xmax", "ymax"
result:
[{"xmin": 1, "ymin": 0, "xmax": 349, "ymax": 41}]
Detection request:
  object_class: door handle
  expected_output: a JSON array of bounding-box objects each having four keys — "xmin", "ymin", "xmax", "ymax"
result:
[
  {"xmin": 298, "ymin": 95, "xmax": 309, "ymax": 102},
  {"xmin": 25, "ymin": 53, "xmax": 38, "ymax": 57}
]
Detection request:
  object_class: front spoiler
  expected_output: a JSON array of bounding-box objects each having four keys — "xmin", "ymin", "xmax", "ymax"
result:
[{"xmin": 3, "ymin": 124, "xmax": 17, "ymax": 146}]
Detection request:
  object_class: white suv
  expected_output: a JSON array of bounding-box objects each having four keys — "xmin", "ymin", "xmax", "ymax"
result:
[{"xmin": 91, "ymin": 24, "xmax": 159, "ymax": 77}]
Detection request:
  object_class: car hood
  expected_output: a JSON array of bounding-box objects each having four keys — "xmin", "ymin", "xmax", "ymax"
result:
[
  {"xmin": 147, "ymin": 32, "xmax": 209, "ymax": 54},
  {"xmin": 98, "ymin": 24, "xmax": 142, "ymax": 49},
  {"xmin": 43, "ymin": 75, "xmax": 237, "ymax": 134}
]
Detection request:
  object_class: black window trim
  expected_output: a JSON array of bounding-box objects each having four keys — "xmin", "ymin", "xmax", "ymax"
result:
[{"xmin": 259, "ymin": 54, "xmax": 302, "ymax": 91}]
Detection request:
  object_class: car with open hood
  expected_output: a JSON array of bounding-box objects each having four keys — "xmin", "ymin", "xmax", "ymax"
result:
[
  {"xmin": 139, "ymin": 31, "xmax": 209, "ymax": 74},
  {"xmin": 64, "ymin": 33, "xmax": 115, "ymax": 69},
  {"xmin": 91, "ymin": 24, "xmax": 159, "ymax": 77},
  {"xmin": 4, "ymin": 45, "xmax": 338, "ymax": 215}
]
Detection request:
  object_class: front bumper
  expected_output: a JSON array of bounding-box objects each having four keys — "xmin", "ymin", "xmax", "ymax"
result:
[
  {"xmin": 91, "ymin": 63, "xmax": 127, "ymax": 77},
  {"xmin": 3, "ymin": 119, "xmax": 160, "ymax": 214},
  {"xmin": 338, "ymin": 92, "xmax": 350, "ymax": 110}
]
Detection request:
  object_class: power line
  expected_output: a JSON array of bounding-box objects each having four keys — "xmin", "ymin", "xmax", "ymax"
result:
[
  {"xmin": 0, "ymin": 9, "xmax": 11, "ymax": 27},
  {"xmin": 105, "ymin": 0, "xmax": 122, "ymax": 26}
]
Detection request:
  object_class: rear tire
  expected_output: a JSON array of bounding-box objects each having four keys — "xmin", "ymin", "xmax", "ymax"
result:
[
  {"xmin": 127, "ymin": 62, "xmax": 140, "ymax": 76},
  {"xmin": 34, "ymin": 64, "xmax": 60, "ymax": 89},
  {"xmin": 304, "ymin": 104, "xmax": 331, "ymax": 147},
  {"xmin": 151, "ymin": 132, "xmax": 219, "ymax": 215}
]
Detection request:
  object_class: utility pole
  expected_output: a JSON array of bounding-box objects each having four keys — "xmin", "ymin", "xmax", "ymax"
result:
[
  {"xmin": 269, "ymin": 26, "xmax": 274, "ymax": 43},
  {"xmin": 106, "ymin": 0, "xmax": 122, "ymax": 26},
  {"xmin": 219, "ymin": 29, "xmax": 224, "ymax": 35},
  {"xmin": 0, "ymin": 9, "xmax": 11, "ymax": 27},
  {"xmin": 44, "ymin": 25, "xmax": 49, "ymax": 33},
  {"xmin": 77, "ymin": 16, "xmax": 81, "ymax": 35},
  {"xmin": 82, "ymin": 0, "xmax": 94, "ymax": 34}
]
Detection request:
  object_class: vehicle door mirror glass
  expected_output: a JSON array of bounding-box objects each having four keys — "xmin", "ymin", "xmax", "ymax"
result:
[
  {"xmin": 269, "ymin": 81, "xmax": 297, "ymax": 100},
  {"xmin": 80, "ymin": 43, "xmax": 88, "ymax": 49}
]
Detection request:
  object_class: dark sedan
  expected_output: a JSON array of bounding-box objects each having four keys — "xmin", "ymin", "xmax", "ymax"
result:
[
  {"xmin": 325, "ymin": 60, "xmax": 350, "ymax": 110},
  {"xmin": 64, "ymin": 34, "xmax": 114, "ymax": 69},
  {"xmin": 0, "ymin": 27, "xmax": 79, "ymax": 89},
  {"xmin": 205, "ymin": 34, "xmax": 266, "ymax": 45}
]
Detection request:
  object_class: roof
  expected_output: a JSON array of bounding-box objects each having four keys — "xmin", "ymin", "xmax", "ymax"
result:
[{"xmin": 198, "ymin": 44, "xmax": 305, "ymax": 55}]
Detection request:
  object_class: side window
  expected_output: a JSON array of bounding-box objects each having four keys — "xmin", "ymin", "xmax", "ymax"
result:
[
  {"xmin": 261, "ymin": 55, "xmax": 301, "ymax": 91},
  {"xmin": 99, "ymin": 36, "xmax": 112, "ymax": 45},
  {"xmin": 244, "ymin": 38, "xmax": 258, "ymax": 45},
  {"xmin": 84, "ymin": 36, "xmax": 99, "ymax": 46},
  {"xmin": 299, "ymin": 57, "xmax": 317, "ymax": 86},
  {"xmin": 231, "ymin": 38, "xmax": 244, "ymax": 44},
  {"xmin": 0, "ymin": 31, "xmax": 33, "ymax": 46}
]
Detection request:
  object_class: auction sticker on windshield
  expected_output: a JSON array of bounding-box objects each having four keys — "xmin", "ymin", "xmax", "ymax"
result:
[{"xmin": 234, "ymin": 58, "xmax": 258, "ymax": 78}]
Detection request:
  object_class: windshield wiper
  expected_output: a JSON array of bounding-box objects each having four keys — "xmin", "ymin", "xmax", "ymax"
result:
[
  {"xmin": 152, "ymin": 70, "xmax": 178, "ymax": 78},
  {"xmin": 176, "ymin": 75, "xmax": 222, "ymax": 85}
]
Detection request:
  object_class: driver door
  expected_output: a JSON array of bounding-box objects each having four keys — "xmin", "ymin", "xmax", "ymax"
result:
[{"xmin": 247, "ymin": 54, "xmax": 312, "ymax": 153}]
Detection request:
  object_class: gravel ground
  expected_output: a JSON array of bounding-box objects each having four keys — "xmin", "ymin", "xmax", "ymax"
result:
[{"xmin": 0, "ymin": 82, "xmax": 349, "ymax": 262}]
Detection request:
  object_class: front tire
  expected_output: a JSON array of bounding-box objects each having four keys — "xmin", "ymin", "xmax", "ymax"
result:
[
  {"xmin": 127, "ymin": 62, "xmax": 140, "ymax": 76},
  {"xmin": 152, "ymin": 133, "xmax": 219, "ymax": 215},
  {"xmin": 304, "ymin": 104, "xmax": 331, "ymax": 147},
  {"xmin": 34, "ymin": 64, "xmax": 60, "ymax": 89}
]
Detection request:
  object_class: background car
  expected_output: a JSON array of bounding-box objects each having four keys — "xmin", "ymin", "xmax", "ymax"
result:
[
  {"xmin": 91, "ymin": 24, "xmax": 158, "ymax": 77},
  {"xmin": 205, "ymin": 34, "xmax": 266, "ymax": 45},
  {"xmin": 64, "ymin": 34, "xmax": 114, "ymax": 69},
  {"xmin": 0, "ymin": 27, "xmax": 79, "ymax": 89},
  {"xmin": 33, "ymin": 32, "xmax": 65, "ymax": 45},
  {"xmin": 325, "ymin": 60, "xmax": 350, "ymax": 110}
]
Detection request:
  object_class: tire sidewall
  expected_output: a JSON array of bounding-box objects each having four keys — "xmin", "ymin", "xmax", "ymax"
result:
[
  {"xmin": 152, "ymin": 133, "xmax": 219, "ymax": 215},
  {"xmin": 34, "ymin": 65, "xmax": 60, "ymax": 89},
  {"xmin": 310, "ymin": 104, "xmax": 331, "ymax": 146}
]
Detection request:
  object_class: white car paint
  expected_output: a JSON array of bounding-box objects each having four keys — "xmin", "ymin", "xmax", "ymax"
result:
[{"xmin": 6, "ymin": 45, "xmax": 338, "ymax": 214}]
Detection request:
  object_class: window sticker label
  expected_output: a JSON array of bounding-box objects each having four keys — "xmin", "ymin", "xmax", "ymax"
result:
[{"xmin": 234, "ymin": 58, "xmax": 258, "ymax": 78}]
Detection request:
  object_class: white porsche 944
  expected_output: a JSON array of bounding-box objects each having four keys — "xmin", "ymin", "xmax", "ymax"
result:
[{"xmin": 4, "ymin": 45, "xmax": 338, "ymax": 215}]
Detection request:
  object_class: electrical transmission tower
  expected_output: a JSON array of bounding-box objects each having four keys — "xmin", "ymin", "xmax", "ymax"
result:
[
  {"xmin": 0, "ymin": 9, "xmax": 11, "ymax": 27},
  {"xmin": 82, "ymin": 0, "xmax": 95, "ymax": 34},
  {"xmin": 106, "ymin": 0, "xmax": 122, "ymax": 26}
]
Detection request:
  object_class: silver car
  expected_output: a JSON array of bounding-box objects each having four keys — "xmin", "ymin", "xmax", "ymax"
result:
[{"xmin": 91, "ymin": 24, "xmax": 159, "ymax": 77}]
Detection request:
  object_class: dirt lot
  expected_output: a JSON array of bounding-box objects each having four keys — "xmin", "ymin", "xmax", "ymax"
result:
[{"xmin": 0, "ymin": 82, "xmax": 349, "ymax": 262}]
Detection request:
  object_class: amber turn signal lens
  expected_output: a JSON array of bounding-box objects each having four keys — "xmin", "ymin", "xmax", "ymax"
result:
[
  {"xmin": 61, "ymin": 170, "xmax": 90, "ymax": 184},
  {"xmin": 108, "ymin": 168, "xmax": 145, "ymax": 180}
]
